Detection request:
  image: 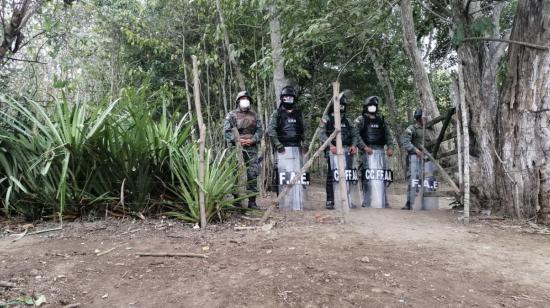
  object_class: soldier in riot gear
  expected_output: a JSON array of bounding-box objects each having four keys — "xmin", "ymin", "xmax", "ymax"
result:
[
  {"xmin": 223, "ymin": 91, "xmax": 263, "ymax": 209},
  {"xmin": 268, "ymin": 85, "xmax": 308, "ymax": 153},
  {"xmin": 318, "ymin": 92, "xmax": 359, "ymax": 209},
  {"xmin": 267, "ymin": 86, "xmax": 309, "ymax": 210},
  {"xmin": 401, "ymin": 107, "xmax": 428, "ymax": 210},
  {"xmin": 355, "ymin": 96, "xmax": 395, "ymax": 208}
]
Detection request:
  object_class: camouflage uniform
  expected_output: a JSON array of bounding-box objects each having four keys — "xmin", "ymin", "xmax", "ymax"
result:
[
  {"xmin": 223, "ymin": 108, "xmax": 263, "ymax": 195},
  {"xmin": 318, "ymin": 113, "xmax": 359, "ymax": 203},
  {"xmin": 402, "ymin": 122, "xmax": 426, "ymax": 155},
  {"xmin": 401, "ymin": 122, "xmax": 431, "ymax": 207}
]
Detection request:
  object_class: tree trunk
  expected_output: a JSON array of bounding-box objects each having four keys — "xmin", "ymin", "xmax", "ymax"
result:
[
  {"xmin": 398, "ymin": 0, "xmax": 441, "ymax": 126},
  {"xmin": 496, "ymin": 0, "xmax": 550, "ymax": 223},
  {"xmin": 367, "ymin": 46, "xmax": 406, "ymax": 174},
  {"xmin": 215, "ymin": 0, "xmax": 245, "ymax": 91},
  {"xmin": 268, "ymin": 4, "xmax": 287, "ymax": 107},
  {"xmin": 0, "ymin": 0, "xmax": 45, "ymax": 60},
  {"xmin": 192, "ymin": 55, "xmax": 207, "ymax": 228},
  {"xmin": 451, "ymin": 0, "xmax": 509, "ymax": 212}
]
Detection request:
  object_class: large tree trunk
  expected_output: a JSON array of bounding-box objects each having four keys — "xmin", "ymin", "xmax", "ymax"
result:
[
  {"xmin": 398, "ymin": 0, "xmax": 441, "ymax": 126},
  {"xmin": 268, "ymin": 4, "xmax": 287, "ymax": 107},
  {"xmin": 367, "ymin": 46, "xmax": 406, "ymax": 175},
  {"xmin": 496, "ymin": 0, "xmax": 550, "ymax": 223},
  {"xmin": 451, "ymin": 1, "xmax": 509, "ymax": 212}
]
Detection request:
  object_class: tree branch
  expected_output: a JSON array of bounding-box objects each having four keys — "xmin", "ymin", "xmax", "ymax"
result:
[
  {"xmin": 463, "ymin": 37, "xmax": 549, "ymax": 50},
  {"xmin": 3, "ymin": 56, "xmax": 45, "ymax": 64},
  {"xmin": 417, "ymin": 0, "xmax": 449, "ymax": 22}
]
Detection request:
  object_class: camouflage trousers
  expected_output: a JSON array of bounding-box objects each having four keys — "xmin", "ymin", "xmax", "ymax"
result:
[{"xmin": 242, "ymin": 149, "xmax": 259, "ymax": 194}]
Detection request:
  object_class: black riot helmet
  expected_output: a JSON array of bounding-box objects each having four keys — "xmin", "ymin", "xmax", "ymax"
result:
[
  {"xmin": 413, "ymin": 108, "xmax": 423, "ymax": 120},
  {"xmin": 363, "ymin": 96, "xmax": 380, "ymax": 115},
  {"xmin": 280, "ymin": 86, "xmax": 297, "ymax": 109},
  {"xmin": 363, "ymin": 96, "xmax": 380, "ymax": 107}
]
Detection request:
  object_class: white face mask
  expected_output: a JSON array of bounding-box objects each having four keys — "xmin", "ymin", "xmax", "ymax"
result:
[
  {"xmin": 282, "ymin": 96, "xmax": 294, "ymax": 104},
  {"xmin": 239, "ymin": 99, "xmax": 250, "ymax": 110},
  {"xmin": 367, "ymin": 105, "xmax": 377, "ymax": 113}
]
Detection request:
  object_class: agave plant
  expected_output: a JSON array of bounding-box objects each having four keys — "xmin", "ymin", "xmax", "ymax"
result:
[
  {"xmin": 0, "ymin": 94, "xmax": 117, "ymax": 219},
  {"xmin": 166, "ymin": 146, "xmax": 242, "ymax": 223}
]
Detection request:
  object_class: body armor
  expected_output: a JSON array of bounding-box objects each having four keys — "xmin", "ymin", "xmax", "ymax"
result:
[
  {"xmin": 276, "ymin": 109, "xmax": 303, "ymax": 146},
  {"xmin": 360, "ymin": 116, "xmax": 386, "ymax": 146},
  {"xmin": 234, "ymin": 110, "xmax": 257, "ymax": 140},
  {"xmin": 326, "ymin": 116, "xmax": 353, "ymax": 146}
]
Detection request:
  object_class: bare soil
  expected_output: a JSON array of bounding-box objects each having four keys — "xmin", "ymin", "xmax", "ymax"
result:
[{"xmin": 1, "ymin": 182, "xmax": 550, "ymax": 307}]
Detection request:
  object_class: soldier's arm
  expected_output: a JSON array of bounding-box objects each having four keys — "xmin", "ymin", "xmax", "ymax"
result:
[
  {"xmin": 317, "ymin": 115, "xmax": 329, "ymax": 143},
  {"xmin": 401, "ymin": 125, "xmax": 416, "ymax": 153},
  {"xmin": 354, "ymin": 116, "xmax": 367, "ymax": 149},
  {"xmin": 267, "ymin": 111, "xmax": 283, "ymax": 150},
  {"xmin": 253, "ymin": 116, "xmax": 263, "ymax": 145},
  {"xmin": 223, "ymin": 113, "xmax": 235, "ymax": 142}
]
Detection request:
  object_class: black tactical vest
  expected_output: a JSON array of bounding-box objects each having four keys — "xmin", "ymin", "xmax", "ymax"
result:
[
  {"xmin": 276, "ymin": 109, "xmax": 303, "ymax": 146},
  {"xmin": 360, "ymin": 115, "xmax": 386, "ymax": 146},
  {"xmin": 326, "ymin": 116, "xmax": 353, "ymax": 146}
]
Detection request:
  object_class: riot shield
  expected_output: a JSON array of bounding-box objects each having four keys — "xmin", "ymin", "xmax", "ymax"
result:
[
  {"xmin": 408, "ymin": 155, "xmax": 439, "ymax": 210},
  {"xmin": 362, "ymin": 149, "xmax": 393, "ymax": 208},
  {"xmin": 277, "ymin": 146, "xmax": 309, "ymax": 210},
  {"xmin": 329, "ymin": 149, "xmax": 359, "ymax": 209}
]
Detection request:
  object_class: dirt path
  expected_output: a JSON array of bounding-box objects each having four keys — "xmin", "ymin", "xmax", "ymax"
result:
[{"xmin": 1, "ymin": 184, "xmax": 550, "ymax": 307}]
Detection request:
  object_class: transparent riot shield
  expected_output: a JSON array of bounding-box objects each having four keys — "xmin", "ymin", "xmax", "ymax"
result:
[
  {"xmin": 277, "ymin": 146, "xmax": 308, "ymax": 211},
  {"xmin": 362, "ymin": 149, "xmax": 392, "ymax": 208},
  {"xmin": 329, "ymin": 149, "xmax": 359, "ymax": 209},
  {"xmin": 422, "ymin": 160, "xmax": 439, "ymax": 210},
  {"xmin": 408, "ymin": 155, "xmax": 439, "ymax": 210}
]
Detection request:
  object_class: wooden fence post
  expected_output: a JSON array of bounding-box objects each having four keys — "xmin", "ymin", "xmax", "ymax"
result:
[
  {"xmin": 331, "ymin": 82, "xmax": 349, "ymax": 222},
  {"xmin": 192, "ymin": 55, "xmax": 207, "ymax": 229},
  {"xmin": 458, "ymin": 62, "xmax": 470, "ymax": 223}
]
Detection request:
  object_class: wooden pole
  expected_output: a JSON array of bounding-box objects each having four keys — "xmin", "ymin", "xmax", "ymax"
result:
[
  {"xmin": 458, "ymin": 62, "xmax": 470, "ymax": 223},
  {"xmin": 192, "ymin": 55, "xmax": 207, "ymax": 229},
  {"xmin": 231, "ymin": 127, "xmax": 249, "ymax": 208},
  {"xmin": 259, "ymin": 131, "xmax": 338, "ymax": 225},
  {"xmin": 452, "ymin": 79, "xmax": 465, "ymax": 203},
  {"xmin": 419, "ymin": 145, "xmax": 460, "ymax": 193},
  {"xmin": 331, "ymin": 82, "xmax": 349, "ymax": 222},
  {"xmin": 413, "ymin": 118, "xmax": 426, "ymax": 211}
]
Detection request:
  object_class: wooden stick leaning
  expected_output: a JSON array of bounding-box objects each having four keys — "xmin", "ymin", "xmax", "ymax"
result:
[
  {"xmin": 258, "ymin": 130, "xmax": 338, "ymax": 225},
  {"xmin": 331, "ymin": 81, "xmax": 350, "ymax": 223},
  {"xmin": 419, "ymin": 145, "xmax": 460, "ymax": 193},
  {"xmin": 231, "ymin": 127, "xmax": 249, "ymax": 208},
  {"xmin": 192, "ymin": 55, "xmax": 207, "ymax": 228},
  {"xmin": 305, "ymin": 98, "xmax": 333, "ymax": 160}
]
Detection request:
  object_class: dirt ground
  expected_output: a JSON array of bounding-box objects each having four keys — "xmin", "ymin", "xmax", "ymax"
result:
[{"xmin": 2, "ymin": 182, "xmax": 550, "ymax": 308}]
